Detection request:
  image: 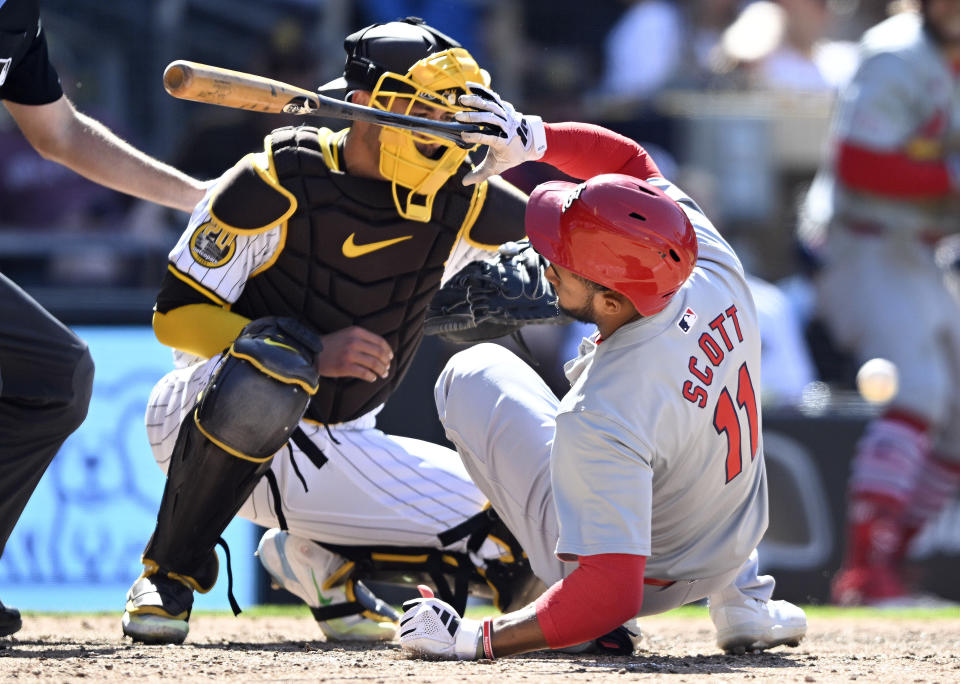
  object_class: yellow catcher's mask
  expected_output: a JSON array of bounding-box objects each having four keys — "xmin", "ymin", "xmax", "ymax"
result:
[{"xmin": 368, "ymin": 47, "xmax": 491, "ymax": 222}]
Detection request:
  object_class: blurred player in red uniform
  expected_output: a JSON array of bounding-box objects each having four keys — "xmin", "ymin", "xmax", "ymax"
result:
[{"xmin": 800, "ymin": 0, "xmax": 960, "ymax": 605}]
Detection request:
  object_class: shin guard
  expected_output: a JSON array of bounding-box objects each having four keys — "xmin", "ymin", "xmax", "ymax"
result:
[{"xmin": 142, "ymin": 317, "xmax": 322, "ymax": 590}]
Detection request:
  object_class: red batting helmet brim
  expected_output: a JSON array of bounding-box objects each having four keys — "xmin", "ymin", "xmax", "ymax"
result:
[{"xmin": 525, "ymin": 180, "xmax": 580, "ymax": 270}]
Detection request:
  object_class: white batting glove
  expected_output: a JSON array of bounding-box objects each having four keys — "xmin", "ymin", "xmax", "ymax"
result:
[
  {"xmin": 455, "ymin": 82, "xmax": 547, "ymax": 186},
  {"xmin": 398, "ymin": 587, "xmax": 488, "ymax": 660}
]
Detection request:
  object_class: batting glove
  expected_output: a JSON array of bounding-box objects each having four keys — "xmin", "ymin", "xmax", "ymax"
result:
[
  {"xmin": 398, "ymin": 587, "xmax": 492, "ymax": 660},
  {"xmin": 455, "ymin": 83, "xmax": 547, "ymax": 186}
]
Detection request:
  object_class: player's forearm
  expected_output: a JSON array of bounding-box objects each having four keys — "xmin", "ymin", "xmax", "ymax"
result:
[
  {"xmin": 541, "ymin": 123, "xmax": 661, "ymax": 182},
  {"xmin": 474, "ymin": 553, "xmax": 647, "ymax": 659},
  {"xmin": 534, "ymin": 553, "xmax": 646, "ymax": 650},
  {"xmin": 487, "ymin": 604, "xmax": 550, "ymax": 657}
]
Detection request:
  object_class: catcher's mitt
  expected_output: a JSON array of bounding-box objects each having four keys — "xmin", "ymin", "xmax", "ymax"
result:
[{"xmin": 425, "ymin": 240, "xmax": 572, "ymax": 343}]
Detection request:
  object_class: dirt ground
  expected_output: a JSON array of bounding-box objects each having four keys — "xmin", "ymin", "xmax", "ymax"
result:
[{"xmin": 2, "ymin": 612, "xmax": 959, "ymax": 683}]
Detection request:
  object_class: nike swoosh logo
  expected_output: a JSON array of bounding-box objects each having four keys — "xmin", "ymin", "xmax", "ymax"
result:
[
  {"xmin": 263, "ymin": 338, "xmax": 298, "ymax": 353},
  {"xmin": 342, "ymin": 232, "xmax": 413, "ymax": 258},
  {"xmin": 310, "ymin": 569, "xmax": 333, "ymax": 606}
]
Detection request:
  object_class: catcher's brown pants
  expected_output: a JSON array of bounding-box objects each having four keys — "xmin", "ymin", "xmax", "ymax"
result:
[{"xmin": 0, "ymin": 272, "xmax": 93, "ymax": 557}]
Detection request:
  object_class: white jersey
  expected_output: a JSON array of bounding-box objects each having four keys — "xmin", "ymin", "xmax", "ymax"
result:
[
  {"xmin": 551, "ymin": 177, "xmax": 767, "ymax": 581},
  {"xmin": 802, "ymin": 11, "xmax": 960, "ymax": 244}
]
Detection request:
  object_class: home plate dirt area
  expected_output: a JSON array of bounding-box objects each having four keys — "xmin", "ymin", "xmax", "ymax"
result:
[{"xmin": 2, "ymin": 609, "xmax": 959, "ymax": 683}]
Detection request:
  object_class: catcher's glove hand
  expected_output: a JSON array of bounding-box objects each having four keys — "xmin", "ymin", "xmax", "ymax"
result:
[{"xmin": 425, "ymin": 240, "xmax": 572, "ymax": 343}]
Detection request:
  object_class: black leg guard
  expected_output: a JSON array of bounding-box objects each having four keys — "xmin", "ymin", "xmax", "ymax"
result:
[
  {"xmin": 143, "ymin": 419, "xmax": 274, "ymax": 591},
  {"xmin": 142, "ymin": 316, "xmax": 322, "ymax": 591}
]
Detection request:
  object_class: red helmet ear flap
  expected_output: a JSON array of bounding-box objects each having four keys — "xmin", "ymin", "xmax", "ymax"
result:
[{"xmin": 526, "ymin": 174, "xmax": 697, "ymax": 316}]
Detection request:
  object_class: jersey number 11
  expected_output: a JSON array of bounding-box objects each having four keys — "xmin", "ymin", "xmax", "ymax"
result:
[{"xmin": 712, "ymin": 362, "xmax": 758, "ymax": 483}]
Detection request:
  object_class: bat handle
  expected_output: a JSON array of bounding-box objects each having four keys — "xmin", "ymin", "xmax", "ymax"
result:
[{"xmin": 443, "ymin": 123, "xmax": 502, "ymax": 150}]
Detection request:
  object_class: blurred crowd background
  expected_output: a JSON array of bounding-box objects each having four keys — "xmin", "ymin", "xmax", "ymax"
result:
[{"xmin": 0, "ymin": 0, "xmax": 913, "ymax": 404}]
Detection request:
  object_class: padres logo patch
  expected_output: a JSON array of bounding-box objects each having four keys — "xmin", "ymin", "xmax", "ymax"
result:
[{"xmin": 189, "ymin": 220, "xmax": 236, "ymax": 268}]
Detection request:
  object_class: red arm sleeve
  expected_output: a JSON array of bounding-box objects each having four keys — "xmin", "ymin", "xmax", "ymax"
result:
[
  {"xmin": 540, "ymin": 123, "xmax": 661, "ymax": 182},
  {"xmin": 533, "ymin": 553, "xmax": 646, "ymax": 649},
  {"xmin": 836, "ymin": 141, "xmax": 953, "ymax": 198}
]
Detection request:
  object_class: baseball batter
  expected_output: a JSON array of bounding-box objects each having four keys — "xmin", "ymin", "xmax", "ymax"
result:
[
  {"xmin": 399, "ymin": 90, "xmax": 807, "ymax": 659},
  {"xmin": 120, "ymin": 18, "xmax": 546, "ymax": 646},
  {"xmin": 0, "ymin": 0, "xmax": 205, "ymax": 637},
  {"xmin": 800, "ymin": 0, "xmax": 960, "ymax": 605}
]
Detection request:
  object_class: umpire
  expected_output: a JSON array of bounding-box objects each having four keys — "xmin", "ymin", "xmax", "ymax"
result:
[{"xmin": 1, "ymin": 0, "xmax": 205, "ymax": 635}]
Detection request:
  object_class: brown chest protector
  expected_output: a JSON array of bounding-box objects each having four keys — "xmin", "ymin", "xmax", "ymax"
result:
[{"xmin": 231, "ymin": 127, "xmax": 477, "ymax": 424}]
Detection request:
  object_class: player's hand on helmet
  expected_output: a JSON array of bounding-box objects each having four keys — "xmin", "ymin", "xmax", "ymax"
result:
[
  {"xmin": 455, "ymin": 83, "xmax": 547, "ymax": 186},
  {"xmin": 314, "ymin": 326, "xmax": 393, "ymax": 382},
  {"xmin": 399, "ymin": 586, "xmax": 483, "ymax": 660}
]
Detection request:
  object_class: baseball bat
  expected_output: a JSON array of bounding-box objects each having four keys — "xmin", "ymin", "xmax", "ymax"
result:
[{"xmin": 162, "ymin": 60, "xmax": 491, "ymax": 149}]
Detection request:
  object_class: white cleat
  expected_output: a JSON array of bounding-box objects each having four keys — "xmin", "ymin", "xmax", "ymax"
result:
[
  {"xmin": 256, "ymin": 528, "xmax": 398, "ymax": 642},
  {"xmin": 710, "ymin": 598, "xmax": 807, "ymax": 654}
]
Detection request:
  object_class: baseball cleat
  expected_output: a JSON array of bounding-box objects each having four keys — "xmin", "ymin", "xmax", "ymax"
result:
[
  {"xmin": 256, "ymin": 528, "xmax": 399, "ymax": 642},
  {"xmin": 710, "ymin": 598, "xmax": 806, "ymax": 654},
  {"xmin": 558, "ymin": 618, "xmax": 644, "ymax": 655},
  {"xmin": 0, "ymin": 599, "xmax": 22, "ymax": 637},
  {"xmin": 121, "ymin": 574, "xmax": 194, "ymax": 645}
]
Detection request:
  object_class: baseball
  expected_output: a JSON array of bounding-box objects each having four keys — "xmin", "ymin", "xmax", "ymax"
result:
[{"xmin": 856, "ymin": 358, "xmax": 898, "ymax": 404}]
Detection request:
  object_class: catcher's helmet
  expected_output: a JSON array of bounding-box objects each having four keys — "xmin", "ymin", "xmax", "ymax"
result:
[
  {"xmin": 526, "ymin": 174, "xmax": 698, "ymax": 317},
  {"xmin": 320, "ymin": 17, "xmax": 490, "ymax": 222}
]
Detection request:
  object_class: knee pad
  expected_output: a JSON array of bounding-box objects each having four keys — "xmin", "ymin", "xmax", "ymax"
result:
[{"xmin": 195, "ymin": 317, "xmax": 321, "ymax": 461}]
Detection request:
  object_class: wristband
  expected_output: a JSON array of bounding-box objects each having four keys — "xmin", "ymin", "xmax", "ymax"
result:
[
  {"xmin": 481, "ymin": 617, "xmax": 495, "ymax": 660},
  {"xmin": 524, "ymin": 116, "xmax": 547, "ymax": 160}
]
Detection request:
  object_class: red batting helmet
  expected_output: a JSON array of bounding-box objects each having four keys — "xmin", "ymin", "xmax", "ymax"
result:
[{"xmin": 526, "ymin": 173, "xmax": 698, "ymax": 317}]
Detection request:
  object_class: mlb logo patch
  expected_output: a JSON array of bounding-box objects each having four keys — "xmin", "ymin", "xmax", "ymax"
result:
[
  {"xmin": 0, "ymin": 58, "xmax": 11, "ymax": 87},
  {"xmin": 678, "ymin": 307, "xmax": 697, "ymax": 333}
]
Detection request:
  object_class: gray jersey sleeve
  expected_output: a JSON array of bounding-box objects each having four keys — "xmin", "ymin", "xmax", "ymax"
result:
[
  {"xmin": 552, "ymin": 409, "xmax": 654, "ymax": 558},
  {"xmin": 836, "ymin": 52, "xmax": 918, "ymax": 149}
]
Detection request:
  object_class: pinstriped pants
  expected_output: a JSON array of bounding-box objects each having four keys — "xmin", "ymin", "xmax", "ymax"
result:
[{"xmin": 143, "ymin": 354, "xmax": 505, "ymax": 559}]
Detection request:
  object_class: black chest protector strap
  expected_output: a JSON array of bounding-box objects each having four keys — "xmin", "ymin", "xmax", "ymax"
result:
[
  {"xmin": 318, "ymin": 541, "xmax": 476, "ymax": 616},
  {"xmin": 314, "ymin": 507, "xmax": 535, "ymax": 616}
]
